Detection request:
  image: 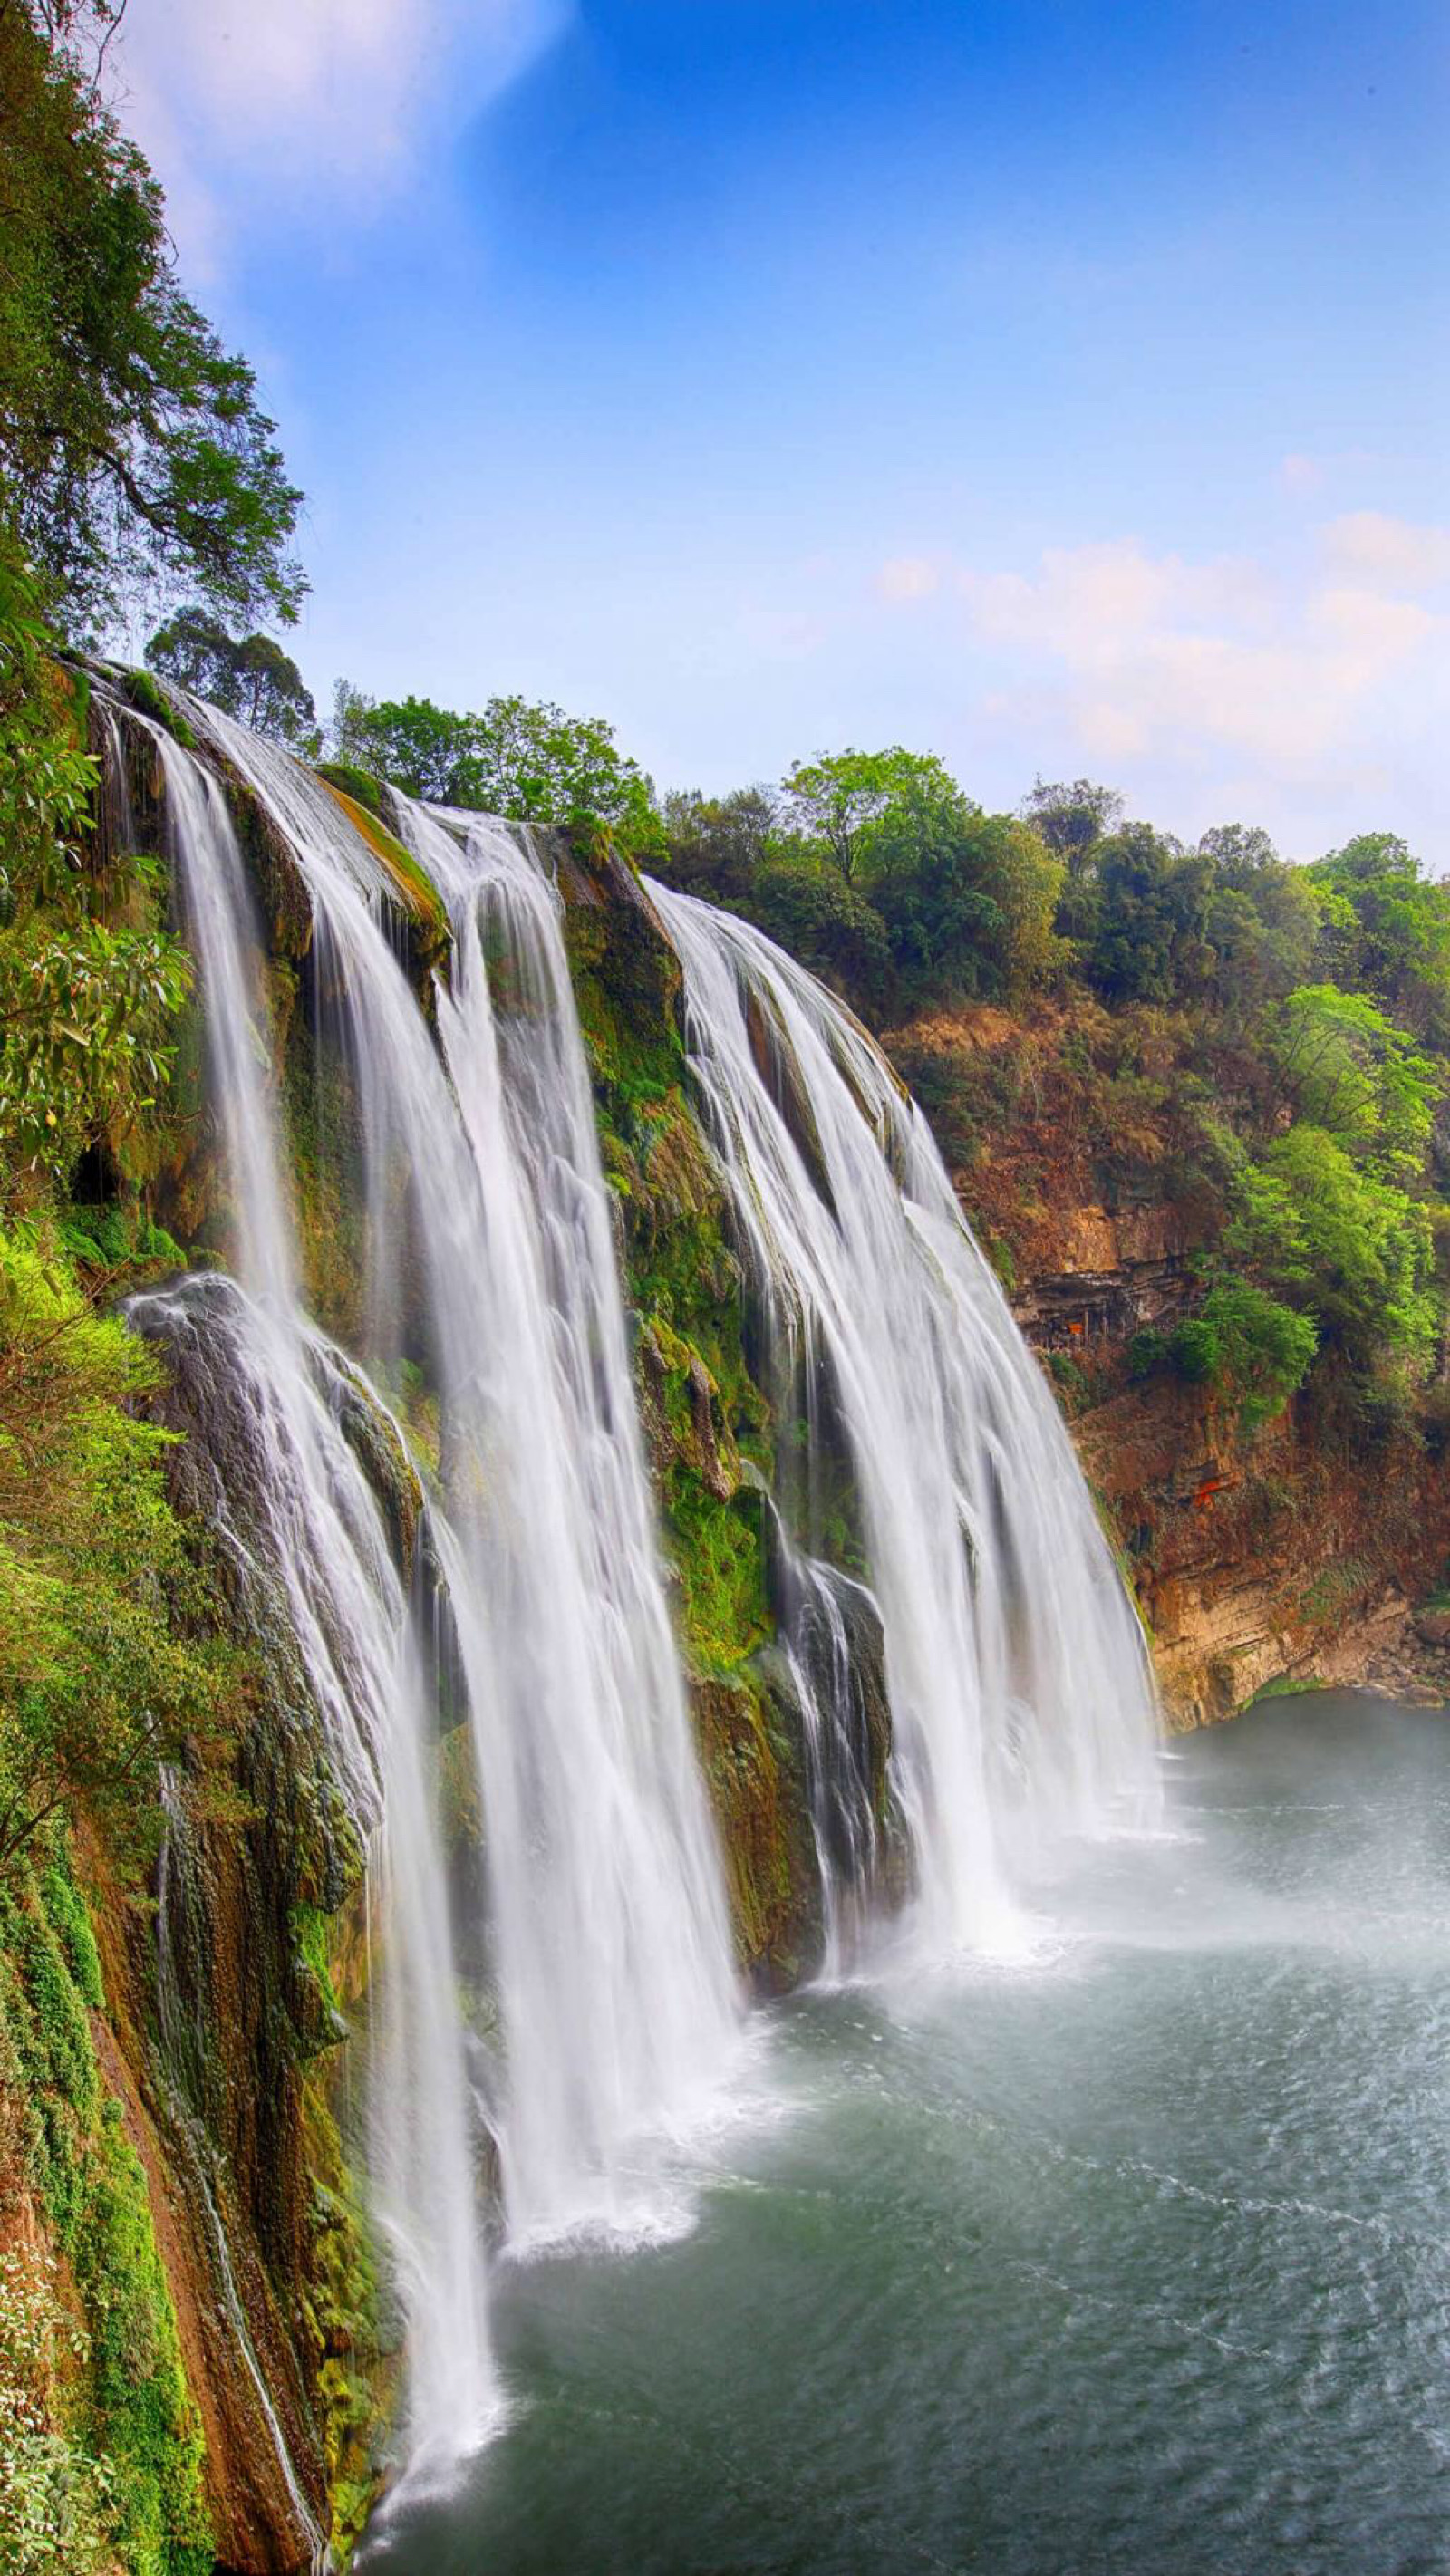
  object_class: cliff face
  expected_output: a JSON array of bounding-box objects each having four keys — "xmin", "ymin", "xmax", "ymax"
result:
[{"xmin": 889, "ymin": 999, "xmax": 1450, "ymax": 1722}]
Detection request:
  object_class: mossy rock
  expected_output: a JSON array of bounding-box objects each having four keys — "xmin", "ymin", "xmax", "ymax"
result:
[
  {"xmin": 315, "ymin": 758, "xmax": 388, "ymax": 820},
  {"xmin": 692, "ymin": 1671, "xmax": 817, "ymax": 1985},
  {"xmin": 119, "ymin": 664, "xmax": 198, "ymax": 748},
  {"xmin": 317, "ymin": 777, "xmax": 451, "ymax": 960}
]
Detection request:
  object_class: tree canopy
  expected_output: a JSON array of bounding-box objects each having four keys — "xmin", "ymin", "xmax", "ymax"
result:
[
  {"xmin": 781, "ymin": 748, "xmax": 953, "ymax": 879},
  {"xmin": 147, "ymin": 609, "xmax": 317, "ymax": 746},
  {"xmin": 334, "ymin": 685, "xmax": 660, "ymax": 844},
  {"xmin": 1020, "ymin": 778, "xmax": 1125, "ymax": 873},
  {"xmin": 0, "ymin": 1, "xmax": 304, "ymax": 635}
]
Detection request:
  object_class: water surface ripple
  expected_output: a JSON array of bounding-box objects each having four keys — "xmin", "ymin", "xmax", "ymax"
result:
[{"xmin": 362, "ymin": 1693, "xmax": 1450, "ymax": 2574}]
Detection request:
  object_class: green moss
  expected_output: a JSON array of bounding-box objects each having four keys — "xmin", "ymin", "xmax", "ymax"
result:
[
  {"xmin": 72, "ymin": 2108, "xmax": 212, "ymax": 2574},
  {"xmin": 663, "ymin": 1477, "xmax": 768, "ymax": 1677},
  {"xmin": 283, "ymin": 1007, "xmax": 368, "ymax": 1346},
  {"xmin": 298, "ymin": 2079, "xmax": 392, "ymax": 2566},
  {"xmin": 289, "ymin": 1896, "xmax": 361, "ymax": 2060},
  {"xmin": 1252, "ymin": 1672, "xmax": 1328, "ymax": 1702},
  {"xmin": 0, "ymin": 1880, "xmax": 100, "ymax": 2225},
  {"xmin": 986, "ymin": 1233, "xmax": 1017, "ymax": 1293},
  {"xmin": 314, "ymin": 759, "xmax": 386, "ymax": 819},
  {"xmin": 693, "ymin": 1672, "xmax": 816, "ymax": 1981},
  {"xmin": 60, "ymin": 1199, "xmax": 186, "ymax": 1275},
  {"xmin": 317, "ymin": 777, "xmax": 450, "ymax": 950},
  {"xmin": 0, "ymin": 1858, "xmax": 211, "ymax": 2572},
  {"xmin": 121, "ymin": 668, "xmax": 197, "ymax": 750},
  {"xmin": 41, "ymin": 1861, "xmax": 104, "ymax": 2010}
]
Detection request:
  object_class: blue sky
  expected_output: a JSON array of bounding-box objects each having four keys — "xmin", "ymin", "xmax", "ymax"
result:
[{"xmin": 113, "ymin": 0, "xmax": 1447, "ymax": 857}]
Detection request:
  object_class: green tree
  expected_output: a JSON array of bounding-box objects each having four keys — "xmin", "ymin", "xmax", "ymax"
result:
[
  {"xmin": 333, "ymin": 686, "xmax": 660, "ymax": 845},
  {"xmin": 328, "ymin": 690, "xmax": 469, "ymax": 801},
  {"xmin": 1270, "ymin": 983, "xmax": 1439, "ymax": 1178},
  {"xmin": 146, "ymin": 607, "xmax": 317, "ymax": 745},
  {"xmin": 1228, "ymin": 1124, "xmax": 1438, "ymax": 1369},
  {"xmin": 0, "ymin": 537, "xmax": 191, "ymax": 1192},
  {"xmin": 1020, "ymin": 777, "xmax": 1124, "ymax": 873},
  {"xmin": 1085, "ymin": 825, "xmax": 1210, "ymax": 1003},
  {"xmin": 450, "ymin": 694, "xmax": 660, "ymax": 846},
  {"xmin": 781, "ymin": 748, "xmax": 951, "ymax": 879},
  {"xmin": 867, "ymin": 791, "xmax": 1065, "ymax": 1007},
  {"xmin": 0, "ymin": 3, "xmax": 304, "ymax": 633},
  {"xmin": 1196, "ymin": 823, "xmax": 1279, "ymax": 884},
  {"xmin": 659, "ymin": 786, "xmax": 777, "ymax": 904},
  {"xmin": 1201, "ymin": 854, "xmax": 1320, "ymax": 1011},
  {"xmin": 748, "ymin": 856, "xmax": 892, "ymax": 1012},
  {"xmin": 1307, "ymin": 832, "xmax": 1450, "ymax": 1043}
]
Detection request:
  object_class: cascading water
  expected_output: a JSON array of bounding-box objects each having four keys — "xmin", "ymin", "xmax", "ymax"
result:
[
  {"xmin": 126, "ymin": 710, "xmax": 498, "ymax": 2480},
  {"xmin": 169, "ymin": 698, "xmax": 740, "ymax": 2252},
  {"xmin": 647, "ymin": 881, "xmax": 1162, "ymax": 1961},
  {"xmin": 777, "ymin": 1548, "xmax": 886, "ymax": 1977},
  {"xmin": 107, "ymin": 664, "xmax": 1164, "ymax": 2532}
]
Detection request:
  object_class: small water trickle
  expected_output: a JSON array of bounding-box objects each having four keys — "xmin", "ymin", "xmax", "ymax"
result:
[{"xmin": 154, "ymin": 1764, "xmax": 334, "ymax": 2567}]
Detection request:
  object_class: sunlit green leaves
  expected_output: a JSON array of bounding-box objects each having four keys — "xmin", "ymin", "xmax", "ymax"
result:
[{"xmin": 0, "ymin": 5, "xmax": 304, "ymax": 635}]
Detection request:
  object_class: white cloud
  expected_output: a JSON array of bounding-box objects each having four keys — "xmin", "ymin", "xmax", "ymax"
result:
[
  {"xmin": 876, "ymin": 525, "xmax": 1450, "ymax": 835},
  {"xmin": 109, "ymin": 0, "xmax": 568, "ymax": 271},
  {"xmin": 1320, "ymin": 511, "xmax": 1450, "ymax": 595},
  {"xmin": 947, "ymin": 525, "xmax": 1442, "ymax": 767},
  {"xmin": 876, "ymin": 555, "xmax": 941, "ymax": 604}
]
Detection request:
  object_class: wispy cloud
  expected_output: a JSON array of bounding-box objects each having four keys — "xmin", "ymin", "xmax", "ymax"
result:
[
  {"xmin": 110, "ymin": 0, "xmax": 569, "ymax": 273},
  {"xmin": 876, "ymin": 555, "xmax": 942, "ymax": 604},
  {"xmin": 870, "ymin": 525, "xmax": 1450, "ymax": 825},
  {"xmin": 1320, "ymin": 511, "xmax": 1450, "ymax": 594}
]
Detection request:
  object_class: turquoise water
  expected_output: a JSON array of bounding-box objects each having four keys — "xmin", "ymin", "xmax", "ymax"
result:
[{"xmin": 360, "ymin": 1693, "xmax": 1450, "ymax": 2573}]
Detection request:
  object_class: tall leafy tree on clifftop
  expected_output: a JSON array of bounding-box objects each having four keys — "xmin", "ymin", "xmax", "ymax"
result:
[
  {"xmin": 146, "ymin": 607, "xmax": 318, "ymax": 746},
  {"xmin": 0, "ymin": 0, "xmax": 305, "ymax": 635}
]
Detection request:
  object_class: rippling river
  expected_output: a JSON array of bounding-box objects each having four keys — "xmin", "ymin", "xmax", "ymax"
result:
[{"xmin": 361, "ymin": 1692, "xmax": 1450, "ymax": 2574}]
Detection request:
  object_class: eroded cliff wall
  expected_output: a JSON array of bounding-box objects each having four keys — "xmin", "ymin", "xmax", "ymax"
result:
[{"xmin": 890, "ymin": 998, "xmax": 1450, "ymax": 1722}]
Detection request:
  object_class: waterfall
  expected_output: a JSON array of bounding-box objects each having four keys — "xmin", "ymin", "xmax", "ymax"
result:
[
  {"xmin": 106, "ymin": 665, "xmax": 1163, "ymax": 2515},
  {"xmin": 167, "ymin": 699, "xmax": 740, "ymax": 2252},
  {"xmin": 128, "ymin": 714, "xmax": 498, "ymax": 2479},
  {"xmin": 647, "ymin": 881, "xmax": 1162, "ymax": 1961}
]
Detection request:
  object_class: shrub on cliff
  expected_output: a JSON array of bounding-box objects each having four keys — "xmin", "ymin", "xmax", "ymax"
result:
[
  {"xmin": 1178, "ymin": 1284, "xmax": 1319, "ymax": 1428},
  {"xmin": 1131, "ymin": 1281, "xmax": 1317, "ymax": 1429},
  {"xmin": 0, "ymin": 539, "xmax": 193, "ymax": 1199},
  {"xmin": 0, "ymin": 1233, "xmax": 223, "ymax": 1883}
]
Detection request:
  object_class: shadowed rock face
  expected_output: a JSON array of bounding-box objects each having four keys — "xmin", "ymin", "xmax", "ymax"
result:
[{"xmin": 128, "ymin": 1269, "xmax": 409, "ymax": 2571}]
